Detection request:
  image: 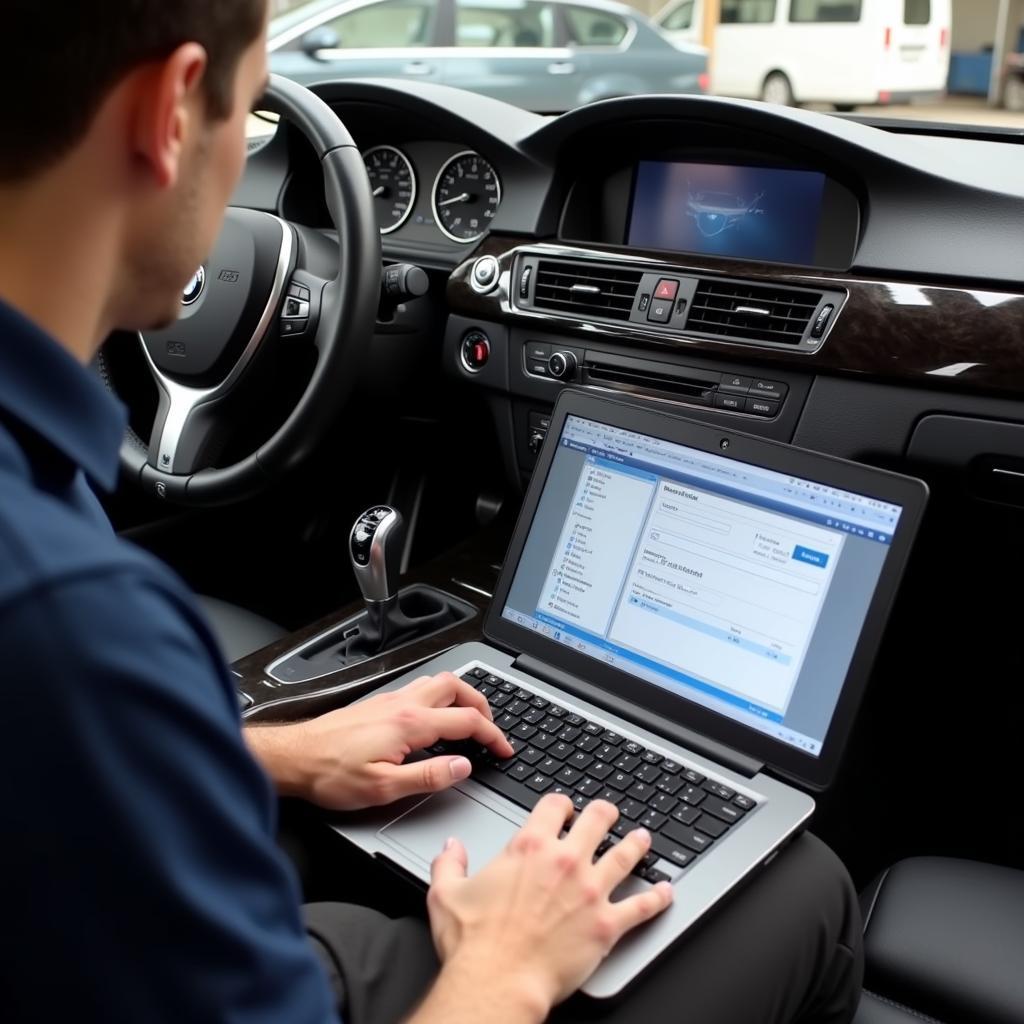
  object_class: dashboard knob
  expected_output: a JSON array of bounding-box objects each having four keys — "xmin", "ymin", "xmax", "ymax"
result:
[
  {"xmin": 460, "ymin": 330, "xmax": 491, "ymax": 373},
  {"xmin": 548, "ymin": 351, "xmax": 577, "ymax": 380}
]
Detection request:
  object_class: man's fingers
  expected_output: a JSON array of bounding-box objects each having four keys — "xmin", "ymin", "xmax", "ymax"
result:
[
  {"xmin": 377, "ymin": 755, "xmax": 473, "ymax": 803},
  {"xmin": 609, "ymin": 881, "xmax": 674, "ymax": 936},
  {"xmin": 415, "ymin": 706, "xmax": 513, "ymax": 756},
  {"xmin": 404, "ymin": 672, "xmax": 495, "ymax": 721},
  {"xmin": 430, "ymin": 834, "xmax": 469, "ymax": 889},
  {"xmin": 594, "ymin": 826, "xmax": 653, "ymax": 889},
  {"xmin": 565, "ymin": 799, "xmax": 619, "ymax": 856},
  {"xmin": 518, "ymin": 792, "xmax": 575, "ymax": 840}
]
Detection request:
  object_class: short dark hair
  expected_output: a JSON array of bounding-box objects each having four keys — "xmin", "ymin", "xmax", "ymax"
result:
[{"xmin": 1, "ymin": 0, "xmax": 266, "ymax": 182}]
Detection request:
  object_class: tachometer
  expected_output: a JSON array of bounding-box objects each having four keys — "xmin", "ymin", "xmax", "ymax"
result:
[
  {"xmin": 363, "ymin": 145, "xmax": 416, "ymax": 234},
  {"xmin": 432, "ymin": 151, "xmax": 502, "ymax": 243}
]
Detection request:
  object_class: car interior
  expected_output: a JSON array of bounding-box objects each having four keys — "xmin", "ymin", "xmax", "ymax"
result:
[{"xmin": 97, "ymin": 76, "xmax": 1024, "ymax": 1023}]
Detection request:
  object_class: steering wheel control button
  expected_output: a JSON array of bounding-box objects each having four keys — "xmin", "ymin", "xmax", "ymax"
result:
[
  {"xmin": 548, "ymin": 351, "xmax": 578, "ymax": 380},
  {"xmin": 720, "ymin": 374, "xmax": 753, "ymax": 395},
  {"xmin": 287, "ymin": 282, "xmax": 311, "ymax": 301},
  {"xmin": 280, "ymin": 319, "xmax": 307, "ymax": 337},
  {"xmin": 654, "ymin": 279, "xmax": 679, "ymax": 301},
  {"xmin": 745, "ymin": 397, "xmax": 780, "ymax": 417},
  {"xmin": 471, "ymin": 256, "xmax": 500, "ymax": 293},
  {"xmin": 749, "ymin": 379, "xmax": 787, "ymax": 400},
  {"xmin": 460, "ymin": 330, "xmax": 491, "ymax": 373},
  {"xmin": 283, "ymin": 297, "xmax": 310, "ymax": 319},
  {"xmin": 811, "ymin": 303, "xmax": 835, "ymax": 338}
]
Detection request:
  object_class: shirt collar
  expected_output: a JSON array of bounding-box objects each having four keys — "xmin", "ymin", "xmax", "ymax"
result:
[{"xmin": 0, "ymin": 299, "xmax": 127, "ymax": 492}]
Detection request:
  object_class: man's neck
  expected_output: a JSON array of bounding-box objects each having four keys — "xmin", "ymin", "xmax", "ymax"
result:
[{"xmin": 0, "ymin": 162, "xmax": 121, "ymax": 365}]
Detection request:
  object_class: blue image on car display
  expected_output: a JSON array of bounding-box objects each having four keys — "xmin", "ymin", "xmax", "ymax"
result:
[{"xmin": 628, "ymin": 161, "xmax": 827, "ymax": 265}]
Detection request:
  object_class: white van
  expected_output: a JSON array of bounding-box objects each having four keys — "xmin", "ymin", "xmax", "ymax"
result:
[{"xmin": 655, "ymin": 0, "xmax": 951, "ymax": 109}]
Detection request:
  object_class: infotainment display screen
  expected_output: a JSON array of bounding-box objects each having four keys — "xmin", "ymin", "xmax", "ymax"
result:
[{"xmin": 627, "ymin": 161, "xmax": 828, "ymax": 265}]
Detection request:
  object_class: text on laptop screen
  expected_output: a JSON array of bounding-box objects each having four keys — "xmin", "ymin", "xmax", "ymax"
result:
[{"xmin": 501, "ymin": 416, "xmax": 905, "ymax": 757}]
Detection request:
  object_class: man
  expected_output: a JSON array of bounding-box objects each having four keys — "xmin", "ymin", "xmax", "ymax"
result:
[{"xmin": 0, "ymin": 2, "xmax": 863, "ymax": 1021}]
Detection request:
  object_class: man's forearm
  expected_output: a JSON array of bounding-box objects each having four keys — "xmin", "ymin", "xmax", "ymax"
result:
[
  {"xmin": 406, "ymin": 955, "xmax": 548, "ymax": 1024},
  {"xmin": 242, "ymin": 724, "xmax": 313, "ymax": 800}
]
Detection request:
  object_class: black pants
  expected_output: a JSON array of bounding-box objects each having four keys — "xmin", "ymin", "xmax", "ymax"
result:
[{"xmin": 304, "ymin": 832, "xmax": 863, "ymax": 1024}]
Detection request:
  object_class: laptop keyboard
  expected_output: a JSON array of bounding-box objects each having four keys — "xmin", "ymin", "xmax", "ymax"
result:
[{"xmin": 427, "ymin": 666, "xmax": 759, "ymax": 884}]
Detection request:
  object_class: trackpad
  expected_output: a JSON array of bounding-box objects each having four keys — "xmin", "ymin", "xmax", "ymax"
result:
[{"xmin": 379, "ymin": 789, "xmax": 521, "ymax": 875}]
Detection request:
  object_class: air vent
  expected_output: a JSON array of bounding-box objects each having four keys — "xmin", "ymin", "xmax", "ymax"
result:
[
  {"xmin": 533, "ymin": 260, "xmax": 642, "ymax": 321},
  {"xmin": 687, "ymin": 279, "xmax": 822, "ymax": 345}
]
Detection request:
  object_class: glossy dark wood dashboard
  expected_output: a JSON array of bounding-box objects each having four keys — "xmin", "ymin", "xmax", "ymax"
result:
[
  {"xmin": 449, "ymin": 236, "xmax": 1024, "ymax": 397},
  {"xmin": 232, "ymin": 524, "xmax": 509, "ymax": 722}
]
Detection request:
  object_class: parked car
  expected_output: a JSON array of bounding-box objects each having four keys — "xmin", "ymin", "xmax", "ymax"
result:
[
  {"xmin": 655, "ymin": 0, "xmax": 950, "ymax": 109},
  {"xmin": 268, "ymin": 0, "xmax": 708, "ymax": 112}
]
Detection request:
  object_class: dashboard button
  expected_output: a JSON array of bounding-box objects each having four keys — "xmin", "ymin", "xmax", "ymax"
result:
[
  {"xmin": 654, "ymin": 279, "xmax": 679, "ymax": 301},
  {"xmin": 527, "ymin": 360, "xmax": 550, "ymax": 378},
  {"xmin": 638, "ymin": 293, "xmax": 651, "ymax": 312},
  {"xmin": 745, "ymin": 397, "xmax": 779, "ymax": 417},
  {"xmin": 749, "ymin": 379, "xmax": 788, "ymax": 400},
  {"xmin": 714, "ymin": 393, "xmax": 744, "ymax": 411},
  {"xmin": 526, "ymin": 342, "xmax": 550, "ymax": 362},
  {"xmin": 461, "ymin": 331, "xmax": 491, "ymax": 373},
  {"xmin": 519, "ymin": 265, "xmax": 533, "ymax": 300},
  {"xmin": 647, "ymin": 298, "xmax": 673, "ymax": 324},
  {"xmin": 719, "ymin": 375, "xmax": 752, "ymax": 395}
]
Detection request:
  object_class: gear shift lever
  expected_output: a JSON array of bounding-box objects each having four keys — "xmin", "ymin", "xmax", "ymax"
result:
[{"xmin": 349, "ymin": 506, "xmax": 406, "ymax": 653}]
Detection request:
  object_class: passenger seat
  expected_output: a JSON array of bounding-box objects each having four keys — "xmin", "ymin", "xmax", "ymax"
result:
[{"xmin": 853, "ymin": 857, "xmax": 1024, "ymax": 1023}]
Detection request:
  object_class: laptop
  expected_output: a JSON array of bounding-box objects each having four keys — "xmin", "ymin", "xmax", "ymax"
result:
[{"xmin": 333, "ymin": 389, "xmax": 927, "ymax": 998}]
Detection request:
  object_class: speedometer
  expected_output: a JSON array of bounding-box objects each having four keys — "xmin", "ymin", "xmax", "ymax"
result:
[
  {"xmin": 363, "ymin": 145, "xmax": 416, "ymax": 234},
  {"xmin": 432, "ymin": 151, "xmax": 502, "ymax": 243}
]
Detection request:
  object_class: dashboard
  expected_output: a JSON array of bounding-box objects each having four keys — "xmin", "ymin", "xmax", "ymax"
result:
[{"xmin": 239, "ymin": 79, "xmax": 1024, "ymax": 497}]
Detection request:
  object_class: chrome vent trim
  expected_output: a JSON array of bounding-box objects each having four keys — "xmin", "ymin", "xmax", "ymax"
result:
[
  {"xmin": 533, "ymin": 259, "xmax": 642, "ymax": 321},
  {"xmin": 686, "ymin": 279, "xmax": 823, "ymax": 345}
]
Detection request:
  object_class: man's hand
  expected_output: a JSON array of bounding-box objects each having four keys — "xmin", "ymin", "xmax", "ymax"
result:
[
  {"xmin": 410, "ymin": 795, "xmax": 674, "ymax": 1023},
  {"xmin": 244, "ymin": 672, "xmax": 514, "ymax": 810}
]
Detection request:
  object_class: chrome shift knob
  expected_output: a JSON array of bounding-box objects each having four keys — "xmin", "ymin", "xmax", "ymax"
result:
[{"xmin": 350, "ymin": 506, "xmax": 405, "ymax": 604}]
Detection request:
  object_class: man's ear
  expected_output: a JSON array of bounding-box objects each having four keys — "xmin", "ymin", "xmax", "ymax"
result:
[{"xmin": 131, "ymin": 43, "xmax": 209, "ymax": 190}]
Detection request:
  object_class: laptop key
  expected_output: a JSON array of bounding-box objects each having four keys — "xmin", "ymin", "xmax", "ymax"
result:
[
  {"xmin": 522, "ymin": 707, "xmax": 546, "ymax": 725},
  {"xmin": 516, "ymin": 688, "xmax": 533, "ymax": 701},
  {"xmin": 651, "ymin": 833, "xmax": 699, "ymax": 866},
  {"xmin": 549, "ymin": 741, "xmax": 574, "ymax": 761},
  {"xmin": 474, "ymin": 767, "xmax": 543, "ymax": 812},
  {"xmin": 512, "ymin": 723, "xmax": 537, "ymax": 741},
  {"xmin": 627, "ymin": 781, "xmax": 656, "ymax": 802},
  {"xmin": 662, "ymin": 821, "xmax": 713, "ymax": 853},
  {"xmin": 703, "ymin": 780, "xmax": 735, "ymax": 801},
  {"xmin": 635, "ymin": 763, "xmax": 662, "ymax": 785},
  {"xmin": 508, "ymin": 762, "xmax": 532, "ymax": 782},
  {"xmin": 607, "ymin": 771, "xmax": 633, "ymax": 792},
  {"xmin": 557, "ymin": 766, "xmax": 584, "ymax": 786},
  {"xmin": 683, "ymin": 768, "xmax": 705, "ymax": 785},
  {"xmin": 531, "ymin": 696, "xmax": 549, "ymax": 709},
  {"xmin": 670, "ymin": 805, "xmax": 700, "ymax": 826},
  {"xmin": 566, "ymin": 713, "xmax": 586, "ymax": 727},
  {"xmin": 642, "ymin": 751, "xmax": 663, "ymax": 766},
  {"xmin": 589, "ymin": 762, "xmax": 613, "ymax": 781},
  {"xmin": 490, "ymin": 692, "xmax": 512, "ymax": 709},
  {"xmin": 583, "ymin": 722, "xmax": 603, "ymax": 735},
  {"xmin": 508, "ymin": 699, "xmax": 531, "ymax": 716},
  {"xmin": 595, "ymin": 743, "xmax": 621, "ymax": 763},
  {"xmin": 546, "ymin": 705, "xmax": 567, "ymax": 718},
  {"xmin": 538, "ymin": 756, "xmax": 561, "ymax": 775},
  {"xmin": 623, "ymin": 741, "xmax": 645, "ymax": 756},
  {"xmin": 558, "ymin": 726, "xmax": 581, "ymax": 743},
  {"xmin": 576, "ymin": 777, "xmax": 603, "ymax": 797},
  {"xmin": 613, "ymin": 754, "xmax": 641, "ymax": 773},
  {"xmin": 656, "ymin": 775, "xmax": 684, "ymax": 796},
  {"xmin": 601, "ymin": 730, "xmax": 623, "ymax": 744},
  {"xmin": 619, "ymin": 798, "xmax": 646, "ymax": 821},
  {"xmin": 644, "ymin": 867, "xmax": 671, "ymax": 884},
  {"xmin": 571, "ymin": 793, "xmax": 589, "ymax": 812},
  {"xmin": 568, "ymin": 752, "xmax": 594, "ymax": 771},
  {"xmin": 471, "ymin": 667, "xmax": 487, "ymax": 679},
  {"xmin": 649, "ymin": 792, "xmax": 678, "ymax": 814},
  {"xmin": 613, "ymin": 818, "xmax": 643, "ymax": 838},
  {"xmin": 531, "ymin": 732, "xmax": 557, "ymax": 751},
  {"xmin": 518, "ymin": 747, "xmax": 544, "ymax": 767},
  {"xmin": 478, "ymin": 684, "xmax": 495, "ymax": 698},
  {"xmin": 703, "ymin": 799, "xmax": 743, "ymax": 825},
  {"xmin": 576, "ymin": 734, "xmax": 601, "ymax": 753},
  {"xmin": 733, "ymin": 794, "xmax": 756, "ymax": 811},
  {"xmin": 496, "ymin": 712, "xmax": 519, "ymax": 731},
  {"xmin": 527, "ymin": 773, "xmax": 553, "ymax": 793},
  {"xmin": 680, "ymin": 785, "xmax": 706, "ymax": 806},
  {"xmin": 499, "ymin": 680, "xmax": 517, "ymax": 694},
  {"xmin": 538, "ymin": 716, "xmax": 562, "ymax": 734},
  {"xmin": 695, "ymin": 814, "xmax": 728, "ymax": 839},
  {"xmin": 639, "ymin": 810, "xmax": 667, "ymax": 832},
  {"xmin": 508, "ymin": 737, "xmax": 528, "ymax": 755}
]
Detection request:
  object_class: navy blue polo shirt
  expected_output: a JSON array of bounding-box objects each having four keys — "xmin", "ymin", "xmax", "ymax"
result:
[{"xmin": 0, "ymin": 299, "xmax": 337, "ymax": 1022}]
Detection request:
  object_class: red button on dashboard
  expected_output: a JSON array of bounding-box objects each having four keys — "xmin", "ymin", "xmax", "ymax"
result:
[{"xmin": 654, "ymin": 279, "xmax": 679, "ymax": 301}]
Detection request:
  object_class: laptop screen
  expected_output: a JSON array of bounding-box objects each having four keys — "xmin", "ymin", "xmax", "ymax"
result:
[{"xmin": 500, "ymin": 414, "xmax": 905, "ymax": 759}]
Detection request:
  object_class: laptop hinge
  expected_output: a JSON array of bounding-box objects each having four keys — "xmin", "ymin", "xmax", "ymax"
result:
[{"xmin": 512, "ymin": 655, "xmax": 764, "ymax": 779}]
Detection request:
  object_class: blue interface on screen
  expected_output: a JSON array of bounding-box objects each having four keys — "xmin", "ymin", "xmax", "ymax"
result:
[{"xmin": 627, "ymin": 161, "xmax": 827, "ymax": 265}]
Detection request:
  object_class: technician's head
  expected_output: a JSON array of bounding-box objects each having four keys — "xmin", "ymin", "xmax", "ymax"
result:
[{"xmin": 0, "ymin": 0, "xmax": 269, "ymax": 335}]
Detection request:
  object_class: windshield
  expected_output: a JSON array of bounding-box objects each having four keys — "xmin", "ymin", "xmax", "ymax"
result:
[{"xmin": 267, "ymin": 0, "xmax": 1024, "ymax": 127}]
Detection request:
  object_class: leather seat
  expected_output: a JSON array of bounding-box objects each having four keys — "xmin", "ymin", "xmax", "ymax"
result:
[
  {"xmin": 198, "ymin": 595, "xmax": 287, "ymax": 665},
  {"xmin": 853, "ymin": 857, "xmax": 1024, "ymax": 1024}
]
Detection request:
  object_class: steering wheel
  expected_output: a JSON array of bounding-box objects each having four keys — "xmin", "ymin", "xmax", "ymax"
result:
[{"xmin": 98, "ymin": 75, "xmax": 380, "ymax": 506}]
